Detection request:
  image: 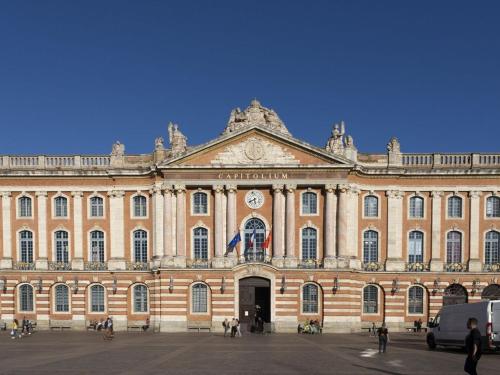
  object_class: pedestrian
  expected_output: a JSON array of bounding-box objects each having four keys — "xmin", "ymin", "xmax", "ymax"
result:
[
  {"xmin": 236, "ymin": 319, "xmax": 242, "ymax": 337},
  {"xmin": 108, "ymin": 317, "xmax": 114, "ymax": 338},
  {"xmin": 223, "ymin": 318, "xmax": 229, "ymax": 337},
  {"xmin": 464, "ymin": 317, "xmax": 482, "ymax": 375},
  {"xmin": 22, "ymin": 316, "xmax": 27, "ymax": 335},
  {"xmin": 371, "ymin": 322, "xmax": 376, "ymax": 336},
  {"xmin": 417, "ymin": 318, "xmax": 423, "ymax": 333},
  {"xmin": 230, "ymin": 318, "xmax": 237, "ymax": 338},
  {"xmin": 377, "ymin": 323, "xmax": 389, "ymax": 353},
  {"xmin": 11, "ymin": 319, "xmax": 19, "ymax": 339}
]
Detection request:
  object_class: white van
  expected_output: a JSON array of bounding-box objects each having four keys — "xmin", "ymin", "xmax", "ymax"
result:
[{"xmin": 426, "ymin": 300, "xmax": 500, "ymax": 350}]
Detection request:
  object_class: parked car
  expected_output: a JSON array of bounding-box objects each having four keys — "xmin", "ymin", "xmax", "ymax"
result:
[{"xmin": 426, "ymin": 300, "xmax": 500, "ymax": 350}]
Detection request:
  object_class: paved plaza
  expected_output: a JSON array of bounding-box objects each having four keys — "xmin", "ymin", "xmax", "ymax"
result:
[{"xmin": 0, "ymin": 331, "xmax": 498, "ymax": 374}]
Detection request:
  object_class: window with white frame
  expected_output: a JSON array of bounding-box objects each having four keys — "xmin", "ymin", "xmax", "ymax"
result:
[
  {"xmin": 408, "ymin": 286, "xmax": 424, "ymax": 314},
  {"xmin": 363, "ymin": 285, "xmax": 378, "ymax": 313},
  {"xmin": 54, "ymin": 196, "xmax": 68, "ymax": 217},
  {"xmin": 302, "ymin": 284, "xmax": 319, "ymax": 313},
  {"xmin": 409, "ymin": 196, "xmax": 424, "ymax": 218},
  {"xmin": 364, "ymin": 195, "xmax": 378, "ymax": 217},
  {"xmin": 193, "ymin": 227, "xmax": 208, "ymax": 260},
  {"xmin": 54, "ymin": 230, "xmax": 69, "ymax": 263},
  {"xmin": 19, "ymin": 230, "xmax": 34, "ymax": 263},
  {"xmin": 363, "ymin": 230, "xmax": 378, "ymax": 263},
  {"xmin": 302, "ymin": 192, "xmax": 317, "ymax": 215},
  {"xmin": 90, "ymin": 230, "xmax": 105, "ymax": 262},
  {"xmin": 192, "ymin": 192, "xmax": 208, "ymax": 215},
  {"xmin": 485, "ymin": 231, "xmax": 499, "ymax": 265},
  {"xmin": 89, "ymin": 196, "xmax": 104, "ymax": 218},
  {"xmin": 55, "ymin": 284, "xmax": 69, "ymax": 312},
  {"xmin": 192, "ymin": 283, "xmax": 208, "ymax": 313},
  {"xmin": 301, "ymin": 227, "xmax": 317, "ymax": 260},
  {"xmin": 133, "ymin": 230, "xmax": 148, "ymax": 263},
  {"xmin": 486, "ymin": 196, "xmax": 500, "ymax": 218},
  {"xmin": 408, "ymin": 231, "xmax": 424, "ymax": 263},
  {"xmin": 19, "ymin": 284, "xmax": 34, "ymax": 312},
  {"xmin": 19, "ymin": 196, "xmax": 32, "ymax": 217},
  {"xmin": 133, "ymin": 195, "xmax": 147, "ymax": 217},
  {"xmin": 90, "ymin": 285, "xmax": 105, "ymax": 312},
  {"xmin": 133, "ymin": 284, "xmax": 148, "ymax": 313},
  {"xmin": 446, "ymin": 231, "xmax": 462, "ymax": 263},
  {"xmin": 448, "ymin": 196, "xmax": 462, "ymax": 218}
]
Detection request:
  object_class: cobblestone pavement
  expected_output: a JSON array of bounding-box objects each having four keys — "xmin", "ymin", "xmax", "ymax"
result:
[{"xmin": 0, "ymin": 331, "xmax": 498, "ymax": 374}]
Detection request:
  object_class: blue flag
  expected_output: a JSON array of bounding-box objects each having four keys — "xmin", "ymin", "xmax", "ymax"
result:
[{"xmin": 226, "ymin": 232, "xmax": 241, "ymax": 253}]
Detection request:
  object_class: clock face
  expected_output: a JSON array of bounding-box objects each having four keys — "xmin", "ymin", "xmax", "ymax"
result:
[{"xmin": 245, "ymin": 190, "xmax": 264, "ymax": 209}]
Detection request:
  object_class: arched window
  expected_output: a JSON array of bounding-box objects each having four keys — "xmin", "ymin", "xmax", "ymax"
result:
[
  {"xmin": 448, "ymin": 196, "xmax": 462, "ymax": 218},
  {"xmin": 486, "ymin": 196, "xmax": 500, "ymax": 218},
  {"xmin": 193, "ymin": 192, "xmax": 208, "ymax": 215},
  {"xmin": 54, "ymin": 196, "xmax": 68, "ymax": 217},
  {"xmin": 443, "ymin": 283, "xmax": 467, "ymax": 306},
  {"xmin": 89, "ymin": 196, "xmax": 104, "ymax": 218},
  {"xmin": 55, "ymin": 284, "xmax": 69, "ymax": 312},
  {"xmin": 485, "ymin": 231, "xmax": 499, "ymax": 265},
  {"xmin": 19, "ymin": 230, "xmax": 34, "ymax": 263},
  {"xmin": 363, "ymin": 285, "xmax": 378, "ymax": 313},
  {"xmin": 408, "ymin": 286, "xmax": 424, "ymax": 314},
  {"xmin": 302, "ymin": 192, "xmax": 317, "ymax": 215},
  {"xmin": 302, "ymin": 284, "xmax": 319, "ymax": 313},
  {"xmin": 90, "ymin": 285, "xmax": 105, "ymax": 312},
  {"xmin": 409, "ymin": 196, "xmax": 424, "ymax": 218},
  {"xmin": 133, "ymin": 195, "xmax": 147, "ymax": 217},
  {"xmin": 363, "ymin": 230, "xmax": 378, "ymax": 263},
  {"xmin": 193, "ymin": 227, "xmax": 208, "ymax": 260},
  {"xmin": 133, "ymin": 230, "xmax": 148, "ymax": 263},
  {"xmin": 19, "ymin": 196, "xmax": 32, "ymax": 217},
  {"xmin": 446, "ymin": 231, "xmax": 462, "ymax": 263},
  {"xmin": 133, "ymin": 284, "xmax": 148, "ymax": 313},
  {"xmin": 364, "ymin": 195, "xmax": 378, "ymax": 217},
  {"xmin": 244, "ymin": 218, "xmax": 266, "ymax": 261},
  {"xmin": 19, "ymin": 284, "xmax": 34, "ymax": 312},
  {"xmin": 302, "ymin": 227, "xmax": 317, "ymax": 260},
  {"xmin": 481, "ymin": 284, "xmax": 500, "ymax": 301},
  {"xmin": 54, "ymin": 230, "xmax": 69, "ymax": 263},
  {"xmin": 90, "ymin": 230, "xmax": 105, "ymax": 262},
  {"xmin": 192, "ymin": 283, "xmax": 208, "ymax": 313},
  {"xmin": 408, "ymin": 231, "xmax": 424, "ymax": 263}
]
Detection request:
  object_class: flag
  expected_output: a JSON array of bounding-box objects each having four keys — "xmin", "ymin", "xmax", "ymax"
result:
[
  {"xmin": 248, "ymin": 227, "xmax": 256, "ymax": 247},
  {"xmin": 262, "ymin": 232, "xmax": 272, "ymax": 250},
  {"xmin": 226, "ymin": 232, "xmax": 241, "ymax": 253}
]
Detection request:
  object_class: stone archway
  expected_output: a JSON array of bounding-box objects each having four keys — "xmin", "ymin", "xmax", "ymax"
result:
[
  {"xmin": 238, "ymin": 277, "xmax": 271, "ymax": 332},
  {"xmin": 481, "ymin": 284, "xmax": 500, "ymax": 300},
  {"xmin": 443, "ymin": 283, "xmax": 468, "ymax": 306}
]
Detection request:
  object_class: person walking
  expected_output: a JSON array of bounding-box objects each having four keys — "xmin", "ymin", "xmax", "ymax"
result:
[
  {"xmin": 230, "ymin": 318, "xmax": 237, "ymax": 338},
  {"xmin": 371, "ymin": 322, "xmax": 376, "ymax": 336},
  {"xmin": 236, "ymin": 319, "xmax": 242, "ymax": 337},
  {"xmin": 377, "ymin": 323, "xmax": 389, "ymax": 353},
  {"xmin": 464, "ymin": 317, "xmax": 482, "ymax": 375},
  {"xmin": 11, "ymin": 319, "xmax": 19, "ymax": 339},
  {"xmin": 223, "ymin": 318, "xmax": 229, "ymax": 337}
]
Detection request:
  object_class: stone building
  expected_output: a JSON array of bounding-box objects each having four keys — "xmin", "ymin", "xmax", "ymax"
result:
[{"xmin": 0, "ymin": 100, "xmax": 499, "ymax": 332}]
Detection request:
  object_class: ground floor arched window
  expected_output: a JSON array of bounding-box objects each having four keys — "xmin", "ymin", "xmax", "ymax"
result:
[
  {"xmin": 302, "ymin": 284, "xmax": 319, "ymax": 313},
  {"xmin": 133, "ymin": 284, "xmax": 148, "ymax": 312},
  {"xmin": 363, "ymin": 285, "xmax": 378, "ymax": 313},
  {"xmin": 481, "ymin": 284, "xmax": 500, "ymax": 301},
  {"xmin": 443, "ymin": 283, "xmax": 467, "ymax": 306},
  {"xmin": 90, "ymin": 284, "xmax": 105, "ymax": 312},
  {"xmin": 55, "ymin": 284, "xmax": 69, "ymax": 312},
  {"xmin": 408, "ymin": 286, "xmax": 424, "ymax": 314},
  {"xmin": 192, "ymin": 283, "xmax": 208, "ymax": 313},
  {"xmin": 19, "ymin": 284, "xmax": 34, "ymax": 312}
]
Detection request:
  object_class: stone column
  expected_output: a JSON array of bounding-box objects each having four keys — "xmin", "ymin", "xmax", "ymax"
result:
[
  {"xmin": 284, "ymin": 184, "xmax": 297, "ymax": 268},
  {"xmin": 337, "ymin": 184, "xmax": 349, "ymax": 267},
  {"xmin": 174, "ymin": 184, "xmax": 186, "ymax": 267},
  {"xmin": 108, "ymin": 190, "xmax": 126, "ymax": 270},
  {"xmin": 323, "ymin": 184, "xmax": 338, "ymax": 268},
  {"xmin": 347, "ymin": 185, "xmax": 361, "ymax": 269},
  {"xmin": 71, "ymin": 191, "xmax": 84, "ymax": 270},
  {"xmin": 151, "ymin": 183, "xmax": 164, "ymax": 266},
  {"xmin": 226, "ymin": 184, "xmax": 238, "ymax": 266},
  {"xmin": 212, "ymin": 185, "xmax": 225, "ymax": 268},
  {"xmin": 35, "ymin": 191, "xmax": 48, "ymax": 270},
  {"xmin": 430, "ymin": 191, "xmax": 444, "ymax": 271},
  {"xmin": 0, "ymin": 192, "xmax": 12, "ymax": 269},
  {"xmin": 272, "ymin": 184, "xmax": 285, "ymax": 267},
  {"xmin": 337, "ymin": 184, "xmax": 360, "ymax": 269},
  {"xmin": 468, "ymin": 191, "xmax": 482, "ymax": 271},
  {"xmin": 162, "ymin": 184, "xmax": 174, "ymax": 267},
  {"xmin": 385, "ymin": 190, "xmax": 405, "ymax": 271}
]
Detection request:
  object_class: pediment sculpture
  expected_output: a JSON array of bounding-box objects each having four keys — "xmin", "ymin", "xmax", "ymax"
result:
[{"xmin": 168, "ymin": 122, "xmax": 187, "ymax": 157}]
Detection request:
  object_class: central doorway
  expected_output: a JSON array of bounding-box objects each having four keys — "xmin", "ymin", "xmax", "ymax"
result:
[{"xmin": 239, "ymin": 277, "xmax": 271, "ymax": 332}]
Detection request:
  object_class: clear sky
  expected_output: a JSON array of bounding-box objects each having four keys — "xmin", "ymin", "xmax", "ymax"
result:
[{"xmin": 0, "ymin": 0, "xmax": 499, "ymax": 155}]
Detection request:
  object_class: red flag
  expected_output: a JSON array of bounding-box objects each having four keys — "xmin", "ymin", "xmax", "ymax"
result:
[{"xmin": 262, "ymin": 232, "xmax": 272, "ymax": 250}]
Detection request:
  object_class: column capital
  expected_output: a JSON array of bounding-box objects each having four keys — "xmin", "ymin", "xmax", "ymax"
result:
[
  {"xmin": 212, "ymin": 184, "xmax": 224, "ymax": 193},
  {"xmin": 285, "ymin": 184, "xmax": 297, "ymax": 193},
  {"xmin": 0, "ymin": 191, "xmax": 12, "ymax": 198},
  {"xmin": 324, "ymin": 184, "xmax": 336, "ymax": 193},
  {"xmin": 174, "ymin": 184, "xmax": 186, "ymax": 193},
  {"xmin": 161, "ymin": 183, "xmax": 173, "ymax": 192},
  {"xmin": 431, "ymin": 191, "xmax": 444, "ymax": 198},
  {"xmin": 71, "ymin": 191, "xmax": 84, "ymax": 198},
  {"xmin": 225, "ymin": 184, "xmax": 237, "ymax": 193},
  {"xmin": 107, "ymin": 190, "xmax": 125, "ymax": 198},
  {"xmin": 469, "ymin": 191, "xmax": 482, "ymax": 199},
  {"xmin": 386, "ymin": 190, "xmax": 404, "ymax": 199},
  {"xmin": 35, "ymin": 191, "xmax": 48, "ymax": 197},
  {"xmin": 338, "ymin": 183, "xmax": 360, "ymax": 195},
  {"xmin": 272, "ymin": 184, "xmax": 284, "ymax": 193}
]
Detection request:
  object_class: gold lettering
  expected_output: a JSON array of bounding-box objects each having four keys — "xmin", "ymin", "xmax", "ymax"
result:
[
  {"xmin": 282, "ymin": 173, "xmax": 288, "ymax": 179},
  {"xmin": 218, "ymin": 173, "xmax": 223, "ymax": 179}
]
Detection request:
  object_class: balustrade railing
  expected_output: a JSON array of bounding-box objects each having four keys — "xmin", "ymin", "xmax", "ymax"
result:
[
  {"xmin": 401, "ymin": 153, "xmax": 500, "ymax": 168},
  {"xmin": 12, "ymin": 261, "xmax": 36, "ymax": 270},
  {"xmin": 48, "ymin": 261, "xmax": 72, "ymax": 271},
  {"xmin": 405, "ymin": 262, "xmax": 430, "ymax": 272},
  {"xmin": 126, "ymin": 261, "xmax": 150, "ymax": 271},
  {"xmin": 186, "ymin": 259, "xmax": 210, "ymax": 269},
  {"xmin": 362, "ymin": 262, "xmax": 385, "ymax": 271},
  {"xmin": 298, "ymin": 259, "xmax": 322, "ymax": 269},
  {"xmin": 444, "ymin": 262, "xmax": 468, "ymax": 272},
  {"xmin": 483, "ymin": 263, "xmax": 500, "ymax": 272},
  {"xmin": 84, "ymin": 261, "xmax": 108, "ymax": 271}
]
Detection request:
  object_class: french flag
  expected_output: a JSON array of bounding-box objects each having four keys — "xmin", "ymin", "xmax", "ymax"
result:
[{"xmin": 248, "ymin": 227, "xmax": 257, "ymax": 247}]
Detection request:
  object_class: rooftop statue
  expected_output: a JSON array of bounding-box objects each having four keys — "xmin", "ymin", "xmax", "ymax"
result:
[
  {"xmin": 325, "ymin": 121, "xmax": 346, "ymax": 154},
  {"xmin": 154, "ymin": 136, "xmax": 164, "ymax": 151},
  {"xmin": 224, "ymin": 99, "xmax": 291, "ymax": 136},
  {"xmin": 387, "ymin": 137, "xmax": 401, "ymax": 153},
  {"xmin": 110, "ymin": 141, "xmax": 125, "ymax": 157},
  {"xmin": 168, "ymin": 122, "xmax": 187, "ymax": 157}
]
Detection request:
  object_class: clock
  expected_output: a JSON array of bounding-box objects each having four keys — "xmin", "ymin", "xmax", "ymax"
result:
[{"xmin": 245, "ymin": 190, "xmax": 264, "ymax": 209}]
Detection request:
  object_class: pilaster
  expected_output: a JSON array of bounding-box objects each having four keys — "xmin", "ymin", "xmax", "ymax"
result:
[
  {"xmin": 284, "ymin": 184, "xmax": 297, "ymax": 268},
  {"xmin": 468, "ymin": 191, "xmax": 482, "ymax": 272},
  {"xmin": 0, "ymin": 192, "xmax": 12, "ymax": 269},
  {"xmin": 108, "ymin": 190, "xmax": 126, "ymax": 270},
  {"xmin": 430, "ymin": 191, "xmax": 444, "ymax": 271},
  {"xmin": 71, "ymin": 191, "xmax": 84, "ymax": 270},
  {"xmin": 212, "ymin": 185, "xmax": 225, "ymax": 267},
  {"xmin": 323, "ymin": 184, "xmax": 337, "ymax": 268},
  {"xmin": 385, "ymin": 189, "xmax": 405, "ymax": 271},
  {"xmin": 226, "ymin": 184, "xmax": 237, "ymax": 260},
  {"xmin": 174, "ymin": 184, "xmax": 186, "ymax": 267},
  {"xmin": 161, "ymin": 184, "xmax": 174, "ymax": 267},
  {"xmin": 272, "ymin": 184, "xmax": 285, "ymax": 266},
  {"xmin": 35, "ymin": 191, "xmax": 48, "ymax": 270},
  {"xmin": 151, "ymin": 183, "xmax": 164, "ymax": 267}
]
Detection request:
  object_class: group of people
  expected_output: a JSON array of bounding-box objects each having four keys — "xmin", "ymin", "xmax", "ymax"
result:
[
  {"xmin": 297, "ymin": 319, "xmax": 322, "ymax": 334},
  {"xmin": 413, "ymin": 318, "xmax": 424, "ymax": 332},
  {"xmin": 222, "ymin": 318, "xmax": 242, "ymax": 337},
  {"xmin": 89, "ymin": 317, "xmax": 114, "ymax": 340},
  {"xmin": 10, "ymin": 317, "xmax": 34, "ymax": 339}
]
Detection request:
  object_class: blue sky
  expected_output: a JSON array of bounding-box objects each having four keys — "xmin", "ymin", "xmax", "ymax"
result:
[{"xmin": 0, "ymin": 0, "xmax": 499, "ymax": 155}]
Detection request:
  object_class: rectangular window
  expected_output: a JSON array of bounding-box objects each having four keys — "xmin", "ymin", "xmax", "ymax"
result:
[
  {"xmin": 192, "ymin": 285, "xmax": 207, "ymax": 313},
  {"xmin": 55, "ymin": 286, "xmax": 69, "ymax": 312},
  {"xmin": 91, "ymin": 287, "xmax": 105, "ymax": 312}
]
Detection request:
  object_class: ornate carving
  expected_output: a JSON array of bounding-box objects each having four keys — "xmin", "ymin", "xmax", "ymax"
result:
[
  {"xmin": 212, "ymin": 185, "xmax": 224, "ymax": 193},
  {"xmin": 211, "ymin": 136, "xmax": 299, "ymax": 165},
  {"xmin": 325, "ymin": 121, "xmax": 356, "ymax": 157},
  {"xmin": 431, "ymin": 191, "xmax": 444, "ymax": 198},
  {"xmin": 324, "ymin": 184, "xmax": 336, "ymax": 193},
  {"xmin": 35, "ymin": 191, "xmax": 48, "ymax": 197},
  {"xmin": 386, "ymin": 190, "xmax": 404, "ymax": 199},
  {"xmin": 272, "ymin": 184, "xmax": 284, "ymax": 193},
  {"xmin": 168, "ymin": 122, "xmax": 187, "ymax": 157},
  {"xmin": 111, "ymin": 141, "xmax": 125, "ymax": 157},
  {"xmin": 225, "ymin": 184, "xmax": 238, "ymax": 193},
  {"xmin": 224, "ymin": 99, "xmax": 290, "ymax": 135},
  {"xmin": 154, "ymin": 136, "xmax": 164, "ymax": 151},
  {"xmin": 469, "ymin": 191, "xmax": 482, "ymax": 199},
  {"xmin": 387, "ymin": 137, "xmax": 401, "ymax": 153},
  {"xmin": 174, "ymin": 184, "xmax": 186, "ymax": 193},
  {"xmin": 107, "ymin": 190, "xmax": 125, "ymax": 198},
  {"xmin": 285, "ymin": 184, "xmax": 297, "ymax": 193}
]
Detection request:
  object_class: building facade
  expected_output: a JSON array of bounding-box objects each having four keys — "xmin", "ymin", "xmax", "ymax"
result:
[{"xmin": 0, "ymin": 100, "xmax": 499, "ymax": 332}]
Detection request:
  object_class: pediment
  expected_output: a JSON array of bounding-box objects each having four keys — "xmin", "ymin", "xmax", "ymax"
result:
[{"xmin": 159, "ymin": 127, "xmax": 352, "ymax": 168}]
